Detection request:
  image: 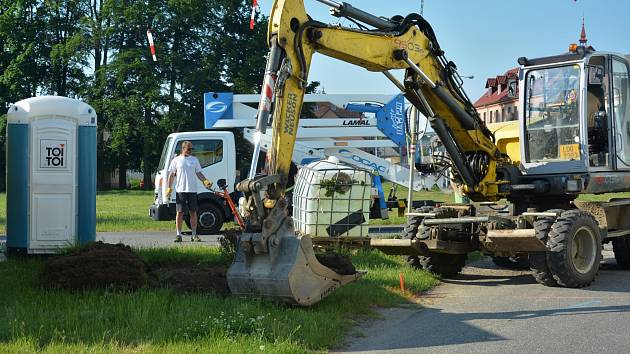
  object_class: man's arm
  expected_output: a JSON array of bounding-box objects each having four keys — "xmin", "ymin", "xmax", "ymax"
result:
[
  {"xmin": 166, "ymin": 158, "xmax": 176, "ymax": 198},
  {"xmin": 197, "ymin": 171, "xmax": 212, "ymax": 188},
  {"xmin": 168, "ymin": 172, "xmax": 175, "ymax": 188},
  {"xmin": 194, "ymin": 159, "xmax": 212, "ymax": 188}
]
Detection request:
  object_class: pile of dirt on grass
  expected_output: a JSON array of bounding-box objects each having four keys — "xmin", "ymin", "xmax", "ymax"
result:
[
  {"xmin": 316, "ymin": 252, "xmax": 357, "ymax": 275},
  {"xmin": 41, "ymin": 242, "xmax": 231, "ymax": 296},
  {"xmin": 148, "ymin": 263, "xmax": 230, "ymax": 295},
  {"xmin": 42, "ymin": 242, "xmax": 149, "ymax": 291}
]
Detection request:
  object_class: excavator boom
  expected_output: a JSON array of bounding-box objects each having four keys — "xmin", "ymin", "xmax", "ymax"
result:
[{"xmin": 227, "ymin": 0, "xmax": 509, "ymax": 305}]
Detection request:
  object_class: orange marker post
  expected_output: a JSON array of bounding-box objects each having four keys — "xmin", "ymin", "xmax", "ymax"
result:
[{"xmin": 399, "ymin": 272, "xmax": 405, "ymax": 292}]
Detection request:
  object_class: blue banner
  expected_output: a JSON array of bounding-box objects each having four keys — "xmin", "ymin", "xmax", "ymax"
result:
[
  {"xmin": 204, "ymin": 92, "xmax": 233, "ymax": 129},
  {"xmin": 376, "ymin": 94, "xmax": 406, "ymax": 148}
]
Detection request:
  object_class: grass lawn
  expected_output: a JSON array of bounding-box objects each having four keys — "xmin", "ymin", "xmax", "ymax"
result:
[
  {"xmin": 371, "ymin": 182, "xmax": 455, "ymax": 226},
  {"xmin": 0, "ymin": 191, "xmax": 173, "ymax": 234},
  {"xmin": 94, "ymin": 190, "xmax": 172, "ymax": 232},
  {"xmin": 0, "ymin": 247, "xmax": 439, "ymax": 353},
  {"xmin": 2, "ymin": 188, "xmax": 630, "ymax": 233},
  {"xmin": 0, "ymin": 188, "xmax": 454, "ymax": 234}
]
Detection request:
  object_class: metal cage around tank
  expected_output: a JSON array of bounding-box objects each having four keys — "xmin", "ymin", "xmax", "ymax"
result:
[{"xmin": 292, "ymin": 157, "xmax": 372, "ymax": 238}]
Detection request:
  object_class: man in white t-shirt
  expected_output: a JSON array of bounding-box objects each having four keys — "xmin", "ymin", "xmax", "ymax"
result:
[{"xmin": 166, "ymin": 141, "xmax": 213, "ymax": 242}]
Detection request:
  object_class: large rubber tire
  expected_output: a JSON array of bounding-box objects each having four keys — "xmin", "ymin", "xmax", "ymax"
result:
[
  {"xmin": 184, "ymin": 203, "xmax": 225, "ymax": 235},
  {"xmin": 492, "ymin": 255, "xmax": 529, "ymax": 270},
  {"xmin": 416, "ymin": 207, "xmax": 465, "ymax": 278},
  {"xmin": 404, "ymin": 207, "xmax": 466, "ymax": 277},
  {"xmin": 529, "ymin": 209, "xmax": 564, "ymax": 287},
  {"xmin": 419, "ymin": 253, "xmax": 467, "ymax": 278},
  {"xmin": 612, "ymin": 236, "xmax": 630, "ymax": 269},
  {"xmin": 403, "ymin": 206, "xmax": 434, "ymax": 269},
  {"xmin": 546, "ymin": 210, "xmax": 602, "ymax": 287}
]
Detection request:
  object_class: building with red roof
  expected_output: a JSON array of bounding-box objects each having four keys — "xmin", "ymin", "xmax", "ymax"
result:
[{"xmin": 474, "ymin": 67, "xmax": 519, "ymax": 124}]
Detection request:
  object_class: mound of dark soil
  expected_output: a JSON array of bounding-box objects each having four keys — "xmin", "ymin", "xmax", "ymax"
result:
[
  {"xmin": 316, "ymin": 252, "xmax": 357, "ymax": 275},
  {"xmin": 42, "ymin": 242, "xmax": 148, "ymax": 291},
  {"xmin": 41, "ymin": 241, "xmax": 231, "ymax": 296},
  {"xmin": 148, "ymin": 263, "xmax": 230, "ymax": 296}
]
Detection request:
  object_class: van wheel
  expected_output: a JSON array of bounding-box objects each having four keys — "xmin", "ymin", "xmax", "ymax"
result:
[{"xmin": 184, "ymin": 203, "xmax": 224, "ymax": 235}]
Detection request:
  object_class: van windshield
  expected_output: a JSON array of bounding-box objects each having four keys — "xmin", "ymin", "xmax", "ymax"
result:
[{"xmin": 158, "ymin": 137, "xmax": 172, "ymax": 170}]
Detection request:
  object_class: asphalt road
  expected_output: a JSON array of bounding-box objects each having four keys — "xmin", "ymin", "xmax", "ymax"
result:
[
  {"xmin": 0, "ymin": 233, "xmax": 220, "ymax": 259},
  {"xmin": 338, "ymin": 245, "xmax": 630, "ymax": 354},
  {"xmin": 97, "ymin": 231, "xmax": 221, "ymax": 247}
]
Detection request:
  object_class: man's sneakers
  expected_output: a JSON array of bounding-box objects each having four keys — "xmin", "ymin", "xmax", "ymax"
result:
[{"xmin": 174, "ymin": 234, "xmax": 200, "ymax": 243}]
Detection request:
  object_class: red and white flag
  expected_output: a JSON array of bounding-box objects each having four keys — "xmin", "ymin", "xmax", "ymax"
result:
[
  {"xmin": 146, "ymin": 29, "xmax": 157, "ymax": 61},
  {"xmin": 250, "ymin": 0, "xmax": 260, "ymax": 30}
]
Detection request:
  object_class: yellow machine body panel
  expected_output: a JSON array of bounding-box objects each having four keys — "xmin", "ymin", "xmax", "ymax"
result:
[{"xmin": 487, "ymin": 120, "xmax": 521, "ymax": 164}]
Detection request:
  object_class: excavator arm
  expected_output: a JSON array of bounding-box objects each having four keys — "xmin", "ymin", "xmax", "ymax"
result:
[
  {"xmin": 262, "ymin": 0, "xmax": 511, "ymax": 202},
  {"xmin": 227, "ymin": 0, "xmax": 512, "ymax": 306}
]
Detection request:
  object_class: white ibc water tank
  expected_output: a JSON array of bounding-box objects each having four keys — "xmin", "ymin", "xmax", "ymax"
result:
[{"xmin": 293, "ymin": 156, "xmax": 371, "ymax": 238}]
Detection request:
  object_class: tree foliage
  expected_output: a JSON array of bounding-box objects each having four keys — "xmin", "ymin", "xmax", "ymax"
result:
[{"xmin": 0, "ymin": 0, "xmax": 270, "ymax": 190}]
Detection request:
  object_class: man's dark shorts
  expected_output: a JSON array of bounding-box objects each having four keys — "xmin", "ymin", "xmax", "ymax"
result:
[{"xmin": 176, "ymin": 192, "xmax": 198, "ymax": 213}]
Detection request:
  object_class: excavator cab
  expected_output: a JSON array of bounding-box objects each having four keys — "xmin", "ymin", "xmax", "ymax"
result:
[{"xmin": 519, "ymin": 51, "xmax": 630, "ymax": 183}]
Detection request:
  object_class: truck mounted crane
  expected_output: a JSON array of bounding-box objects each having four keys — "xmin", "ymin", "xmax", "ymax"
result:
[{"xmin": 227, "ymin": 0, "xmax": 630, "ymax": 306}]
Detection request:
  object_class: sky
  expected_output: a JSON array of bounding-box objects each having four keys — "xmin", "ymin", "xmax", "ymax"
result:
[{"xmin": 256, "ymin": 0, "xmax": 630, "ymax": 101}]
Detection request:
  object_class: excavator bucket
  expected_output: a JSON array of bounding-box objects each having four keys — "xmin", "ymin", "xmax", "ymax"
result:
[{"xmin": 227, "ymin": 217, "xmax": 363, "ymax": 306}]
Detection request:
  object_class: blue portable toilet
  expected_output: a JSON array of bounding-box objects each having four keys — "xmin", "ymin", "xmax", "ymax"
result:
[{"xmin": 6, "ymin": 96, "xmax": 97, "ymax": 254}]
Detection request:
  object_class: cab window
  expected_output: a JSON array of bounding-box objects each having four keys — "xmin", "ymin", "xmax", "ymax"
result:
[
  {"xmin": 174, "ymin": 139, "xmax": 223, "ymax": 168},
  {"xmin": 524, "ymin": 65, "xmax": 581, "ymax": 162},
  {"xmin": 612, "ymin": 58, "xmax": 630, "ymax": 168}
]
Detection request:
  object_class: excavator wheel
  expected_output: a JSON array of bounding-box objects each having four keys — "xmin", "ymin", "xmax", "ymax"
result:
[
  {"xmin": 403, "ymin": 206, "xmax": 434, "ymax": 269},
  {"xmin": 416, "ymin": 207, "xmax": 466, "ymax": 278},
  {"xmin": 529, "ymin": 209, "xmax": 564, "ymax": 286},
  {"xmin": 419, "ymin": 252, "xmax": 466, "ymax": 278},
  {"xmin": 491, "ymin": 254, "xmax": 530, "ymax": 270},
  {"xmin": 612, "ymin": 236, "xmax": 630, "ymax": 269},
  {"xmin": 546, "ymin": 210, "xmax": 602, "ymax": 288}
]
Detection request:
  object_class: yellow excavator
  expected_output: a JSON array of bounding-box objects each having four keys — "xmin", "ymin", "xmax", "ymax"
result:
[{"xmin": 227, "ymin": 0, "xmax": 630, "ymax": 306}]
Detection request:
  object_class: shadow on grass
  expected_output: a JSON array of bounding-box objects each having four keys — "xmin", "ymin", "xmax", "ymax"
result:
[{"xmin": 352, "ymin": 250, "xmax": 404, "ymax": 269}]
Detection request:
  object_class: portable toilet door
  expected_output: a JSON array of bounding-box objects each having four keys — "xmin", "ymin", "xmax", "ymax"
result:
[{"xmin": 6, "ymin": 96, "xmax": 97, "ymax": 254}]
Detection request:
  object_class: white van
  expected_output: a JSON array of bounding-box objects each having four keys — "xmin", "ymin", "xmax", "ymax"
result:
[{"xmin": 149, "ymin": 131, "xmax": 236, "ymax": 234}]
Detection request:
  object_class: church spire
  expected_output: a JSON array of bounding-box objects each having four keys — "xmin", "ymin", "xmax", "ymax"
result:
[{"xmin": 579, "ymin": 17, "xmax": 587, "ymax": 45}]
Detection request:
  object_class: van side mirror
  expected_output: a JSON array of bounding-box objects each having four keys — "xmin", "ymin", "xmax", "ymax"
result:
[{"xmin": 217, "ymin": 178, "xmax": 227, "ymax": 189}]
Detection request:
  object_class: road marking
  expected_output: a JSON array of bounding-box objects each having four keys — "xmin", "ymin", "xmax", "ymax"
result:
[{"xmin": 564, "ymin": 300, "xmax": 602, "ymax": 309}]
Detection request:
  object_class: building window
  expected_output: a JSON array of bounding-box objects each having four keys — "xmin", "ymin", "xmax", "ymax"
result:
[
  {"xmin": 483, "ymin": 112, "xmax": 486, "ymax": 121},
  {"xmin": 496, "ymin": 110, "xmax": 499, "ymax": 122}
]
